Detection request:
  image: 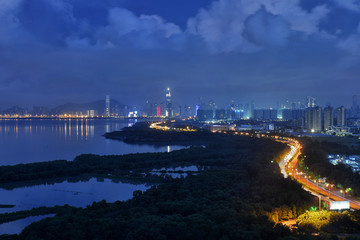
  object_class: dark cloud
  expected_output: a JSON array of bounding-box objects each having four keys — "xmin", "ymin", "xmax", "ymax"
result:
[
  {"xmin": 0, "ymin": 0, "xmax": 359, "ymax": 109},
  {"xmin": 243, "ymin": 8, "xmax": 291, "ymax": 47}
]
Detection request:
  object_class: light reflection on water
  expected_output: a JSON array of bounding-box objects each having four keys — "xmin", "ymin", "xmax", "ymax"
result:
[
  {"xmin": 0, "ymin": 119, "xmax": 182, "ymax": 165},
  {"xmin": 0, "ymin": 119, "xmax": 185, "ymax": 235}
]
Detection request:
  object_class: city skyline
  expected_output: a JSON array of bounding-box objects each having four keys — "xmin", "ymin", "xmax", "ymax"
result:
[
  {"xmin": 0, "ymin": 0, "xmax": 360, "ymax": 108},
  {"xmin": 1, "ymin": 90, "xmax": 359, "ymax": 112}
]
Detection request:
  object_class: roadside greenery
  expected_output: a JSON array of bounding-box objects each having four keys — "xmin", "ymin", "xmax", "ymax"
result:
[
  {"xmin": 297, "ymin": 210, "xmax": 360, "ymax": 233},
  {"xmin": 299, "ymin": 138, "xmax": 360, "ymax": 196}
]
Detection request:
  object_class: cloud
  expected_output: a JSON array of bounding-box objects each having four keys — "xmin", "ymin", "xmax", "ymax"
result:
[
  {"xmin": 338, "ymin": 23, "xmax": 360, "ymax": 53},
  {"xmin": 1, "ymin": 0, "xmax": 186, "ymax": 50},
  {"xmin": 66, "ymin": 8, "xmax": 185, "ymax": 50},
  {"xmin": 1, "ymin": 0, "xmax": 360, "ymax": 109},
  {"xmin": 243, "ymin": 8, "xmax": 290, "ymax": 47},
  {"xmin": 259, "ymin": 0, "xmax": 330, "ymax": 35},
  {"xmin": 0, "ymin": 0, "xmax": 21, "ymax": 13},
  {"xmin": 0, "ymin": 0, "xmax": 332, "ymax": 52},
  {"xmin": 333, "ymin": 0, "xmax": 360, "ymax": 12},
  {"xmin": 0, "ymin": 0, "xmax": 31, "ymax": 45},
  {"xmin": 187, "ymin": 0, "xmax": 260, "ymax": 53},
  {"xmin": 187, "ymin": 0, "xmax": 330, "ymax": 53},
  {"xmin": 337, "ymin": 22, "xmax": 360, "ymax": 68},
  {"xmin": 17, "ymin": 0, "xmax": 82, "ymax": 45}
]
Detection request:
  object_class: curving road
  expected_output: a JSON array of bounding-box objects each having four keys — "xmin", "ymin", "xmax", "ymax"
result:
[{"xmin": 277, "ymin": 138, "xmax": 360, "ymax": 210}]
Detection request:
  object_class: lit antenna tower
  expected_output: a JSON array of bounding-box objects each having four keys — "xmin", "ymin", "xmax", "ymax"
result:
[
  {"xmin": 105, "ymin": 95, "xmax": 110, "ymax": 117},
  {"xmin": 165, "ymin": 88, "xmax": 173, "ymax": 117}
]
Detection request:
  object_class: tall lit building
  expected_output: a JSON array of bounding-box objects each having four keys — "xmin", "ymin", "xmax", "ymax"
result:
[
  {"xmin": 323, "ymin": 106, "xmax": 334, "ymax": 131},
  {"xmin": 305, "ymin": 106, "xmax": 322, "ymax": 132},
  {"xmin": 165, "ymin": 88, "xmax": 173, "ymax": 117},
  {"xmin": 156, "ymin": 106, "xmax": 161, "ymax": 117},
  {"xmin": 336, "ymin": 106, "xmax": 347, "ymax": 126},
  {"xmin": 105, "ymin": 95, "xmax": 110, "ymax": 117},
  {"xmin": 306, "ymin": 96, "xmax": 316, "ymax": 108}
]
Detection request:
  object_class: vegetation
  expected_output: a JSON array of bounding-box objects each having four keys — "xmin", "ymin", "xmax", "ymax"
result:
[
  {"xmin": 0, "ymin": 205, "xmax": 76, "ymax": 225},
  {"xmin": 0, "ymin": 132, "xmax": 318, "ymax": 239},
  {"xmin": 297, "ymin": 210, "xmax": 360, "ymax": 233},
  {"xmin": 299, "ymin": 138, "xmax": 360, "ymax": 196},
  {"xmin": 0, "ymin": 145, "xmax": 237, "ymax": 189},
  {"xmin": 104, "ymin": 123, "xmax": 231, "ymax": 146}
]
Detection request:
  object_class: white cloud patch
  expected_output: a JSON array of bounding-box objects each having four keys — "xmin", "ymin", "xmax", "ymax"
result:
[
  {"xmin": 67, "ymin": 8, "xmax": 184, "ymax": 50},
  {"xmin": 187, "ymin": 0, "xmax": 330, "ymax": 53}
]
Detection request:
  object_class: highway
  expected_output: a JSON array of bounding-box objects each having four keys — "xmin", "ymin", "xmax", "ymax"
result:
[
  {"xmin": 277, "ymin": 138, "xmax": 360, "ymax": 210},
  {"xmin": 149, "ymin": 123, "xmax": 360, "ymax": 210}
]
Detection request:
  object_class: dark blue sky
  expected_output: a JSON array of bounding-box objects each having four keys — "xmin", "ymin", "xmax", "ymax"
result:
[{"xmin": 0, "ymin": 0, "xmax": 360, "ymax": 109}]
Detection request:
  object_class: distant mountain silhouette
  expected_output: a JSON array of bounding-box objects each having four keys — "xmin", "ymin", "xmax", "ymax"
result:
[
  {"xmin": 50, "ymin": 99, "xmax": 129, "ymax": 116},
  {"xmin": 1, "ymin": 105, "xmax": 28, "ymax": 115}
]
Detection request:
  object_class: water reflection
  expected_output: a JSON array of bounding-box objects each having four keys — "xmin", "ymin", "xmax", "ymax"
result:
[
  {"xmin": 0, "ymin": 119, "xmax": 183, "ymax": 165},
  {"xmin": 0, "ymin": 119, "xmax": 95, "ymax": 141},
  {"xmin": 0, "ymin": 178, "xmax": 148, "ymax": 214}
]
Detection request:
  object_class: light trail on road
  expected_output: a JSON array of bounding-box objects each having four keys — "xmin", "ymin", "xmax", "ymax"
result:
[{"xmin": 277, "ymin": 137, "xmax": 360, "ymax": 210}]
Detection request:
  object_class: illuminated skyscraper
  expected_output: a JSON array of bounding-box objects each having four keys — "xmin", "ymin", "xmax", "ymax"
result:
[
  {"xmin": 323, "ymin": 106, "xmax": 334, "ymax": 131},
  {"xmin": 165, "ymin": 88, "xmax": 173, "ymax": 117},
  {"xmin": 305, "ymin": 106, "xmax": 322, "ymax": 132},
  {"xmin": 336, "ymin": 106, "xmax": 346, "ymax": 126},
  {"xmin": 105, "ymin": 95, "xmax": 110, "ymax": 117},
  {"xmin": 156, "ymin": 106, "xmax": 161, "ymax": 117}
]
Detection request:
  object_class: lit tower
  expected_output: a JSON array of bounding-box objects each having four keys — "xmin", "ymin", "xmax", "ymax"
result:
[
  {"xmin": 165, "ymin": 88, "xmax": 173, "ymax": 117},
  {"xmin": 105, "ymin": 95, "xmax": 110, "ymax": 117},
  {"xmin": 306, "ymin": 96, "xmax": 316, "ymax": 108}
]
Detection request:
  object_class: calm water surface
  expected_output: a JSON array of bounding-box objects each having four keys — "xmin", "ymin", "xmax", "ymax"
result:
[
  {"xmin": 0, "ymin": 118, "xmax": 180, "ymax": 235},
  {"xmin": 0, "ymin": 178, "xmax": 148, "ymax": 214},
  {"xmin": 0, "ymin": 119, "xmax": 181, "ymax": 165},
  {"xmin": 0, "ymin": 214, "xmax": 55, "ymax": 235}
]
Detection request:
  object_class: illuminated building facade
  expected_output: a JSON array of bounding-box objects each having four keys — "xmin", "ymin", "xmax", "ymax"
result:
[
  {"xmin": 305, "ymin": 106, "xmax": 322, "ymax": 132},
  {"xmin": 165, "ymin": 88, "xmax": 173, "ymax": 117},
  {"xmin": 324, "ymin": 106, "xmax": 334, "ymax": 131},
  {"xmin": 105, "ymin": 95, "xmax": 110, "ymax": 117},
  {"xmin": 336, "ymin": 106, "xmax": 347, "ymax": 126}
]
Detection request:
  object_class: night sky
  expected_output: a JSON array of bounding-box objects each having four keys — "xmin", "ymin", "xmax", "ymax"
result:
[{"xmin": 0, "ymin": 0, "xmax": 360, "ymax": 109}]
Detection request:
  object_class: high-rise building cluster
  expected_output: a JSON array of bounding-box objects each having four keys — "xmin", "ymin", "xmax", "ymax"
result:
[
  {"xmin": 2, "ymin": 88, "xmax": 360, "ymax": 137},
  {"xmin": 139, "ymin": 91, "xmax": 360, "ymax": 134}
]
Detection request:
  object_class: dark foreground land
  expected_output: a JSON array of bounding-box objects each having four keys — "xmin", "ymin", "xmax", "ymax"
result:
[{"xmin": 1, "ymin": 129, "xmax": 359, "ymax": 240}]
